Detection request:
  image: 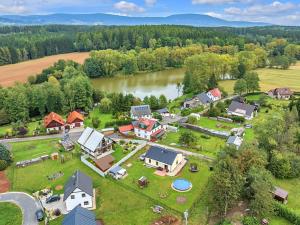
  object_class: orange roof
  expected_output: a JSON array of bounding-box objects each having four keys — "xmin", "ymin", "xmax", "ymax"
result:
[
  {"xmin": 134, "ymin": 118, "xmax": 158, "ymax": 131},
  {"xmin": 209, "ymin": 88, "xmax": 222, "ymax": 98},
  {"xmin": 119, "ymin": 124, "xmax": 134, "ymax": 133},
  {"xmin": 44, "ymin": 112, "xmax": 65, "ymax": 128},
  {"xmin": 67, "ymin": 111, "xmax": 84, "ymax": 124}
]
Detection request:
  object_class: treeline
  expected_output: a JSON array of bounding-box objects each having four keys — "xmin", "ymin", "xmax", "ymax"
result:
[{"xmin": 1, "ymin": 25, "xmax": 300, "ymax": 66}]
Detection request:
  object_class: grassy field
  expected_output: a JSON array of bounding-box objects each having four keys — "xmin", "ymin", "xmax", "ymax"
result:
[
  {"xmin": 220, "ymin": 61, "xmax": 300, "ymax": 94},
  {"xmin": 0, "ymin": 202, "xmax": 22, "ymax": 225},
  {"xmin": 196, "ymin": 117, "xmax": 240, "ymax": 131},
  {"xmin": 0, "ymin": 52, "xmax": 89, "ymax": 87},
  {"xmin": 120, "ymin": 147, "xmax": 211, "ymax": 213},
  {"xmin": 84, "ymin": 109, "xmax": 114, "ymax": 129}
]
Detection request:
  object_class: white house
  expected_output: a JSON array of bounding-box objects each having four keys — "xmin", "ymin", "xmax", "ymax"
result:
[
  {"xmin": 144, "ymin": 146, "xmax": 184, "ymax": 173},
  {"xmin": 66, "ymin": 111, "xmax": 84, "ymax": 129},
  {"xmin": 206, "ymin": 88, "xmax": 222, "ymax": 102},
  {"xmin": 77, "ymin": 127, "xmax": 113, "ymax": 158},
  {"xmin": 130, "ymin": 105, "xmax": 152, "ymax": 120},
  {"xmin": 227, "ymin": 101, "xmax": 256, "ymax": 120},
  {"xmin": 133, "ymin": 118, "xmax": 165, "ymax": 141},
  {"xmin": 226, "ymin": 136, "xmax": 243, "ymax": 149},
  {"xmin": 63, "ymin": 170, "xmax": 94, "ymax": 211}
]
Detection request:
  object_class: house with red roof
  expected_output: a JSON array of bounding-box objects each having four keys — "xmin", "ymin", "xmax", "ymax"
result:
[
  {"xmin": 207, "ymin": 88, "xmax": 222, "ymax": 102},
  {"xmin": 133, "ymin": 118, "xmax": 165, "ymax": 141},
  {"xmin": 118, "ymin": 124, "xmax": 134, "ymax": 136},
  {"xmin": 44, "ymin": 112, "xmax": 65, "ymax": 133},
  {"xmin": 67, "ymin": 111, "xmax": 84, "ymax": 129}
]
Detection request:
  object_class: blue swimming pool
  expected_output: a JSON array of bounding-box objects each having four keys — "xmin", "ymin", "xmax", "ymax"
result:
[{"xmin": 171, "ymin": 178, "xmax": 192, "ymax": 192}]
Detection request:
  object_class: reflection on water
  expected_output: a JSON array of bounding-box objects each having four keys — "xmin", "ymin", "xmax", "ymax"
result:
[{"xmin": 92, "ymin": 68, "xmax": 186, "ymax": 100}]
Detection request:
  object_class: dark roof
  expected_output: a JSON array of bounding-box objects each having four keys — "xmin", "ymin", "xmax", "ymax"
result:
[
  {"xmin": 196, "ymin": 92, "xmax": 212, "ymax": 104},
  {"xmin": 273, "ymin": 186, "xmax": 288, "ymax": 199},
  {"xmin": 228, "ymin": 101, "xmax": 256, "ymax": 117},
  {"xmin": 130, "ymin": 105, "xmax": 151, "ymax": 117},
  {"xmin": 156, "ymin": 108, "xmax": 169, "ymax": 114},
  {"xmin": 145, "ymin": 146, "xmax": 179, "ymax": 165},
  {"xmin": 63, "ymin": 205, "xmax": 96, "ymax": 225},
  {"xmin": 64, "ymin": 170, "xmax": 93, "ymax": 201}
]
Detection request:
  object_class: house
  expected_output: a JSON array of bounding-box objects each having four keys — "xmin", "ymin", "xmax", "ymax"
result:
[
  {"xmin": 130, "ymin": 105, "xmax": 152, "ymax": 120},
  {"xmin": 44, "ymin": 112, "xmax": 65, "ymax": 133},
  {"xmin": 268, "ymin": 88, "xmax": 293, "ymax": 100},
  {"xmin": 63, "ymin": 170, "xmax": 94, "ymax": 211},
  {"xmin": 272, "ymin": 186, "xmax": 288, "ymax": 204},
  {"xmin": 66, "ymin": 111, "xmax": 84, "ymax": 129},
  {"xmin": 109, "ymin": 166, "xmax": 127, "ymax": 180},
  {"xmin": 155, "ymin": 108, "xmax": 170, "ymax": 117},
  {"xmin": 118, "ymin": 124, "xmax": 134, "ymax": 136},
  {"xmin": 94, "ymin": 155, "xmax": 115, "ymax": 172},
  {"xmin": 207, "ymin": 88, "xmax": 222, "ymax": 102},
  {"xmin": 133, "ymin": 118, "xmax": 165, "ymax": 141},
  {"xmin": 63, "ymin": 205, "xmax": 96, "ymax": 225},
  {"xmin": 226, "ymin": 136, "xmax": 243, "ymax": 149},
  {"xmin": 183, "ymin": 92, "xmax": 212, "ymax": 109},
  {"xmin": 227, "ymin": 101, "xmax": 257, "ymax": 120},
  {"xmin": 144, "ymin": 146, "xmax": 184, "ymax": 173},
  {"xmin": 78, "ymin": 127, "xmax": 113, "ymax": 158}
]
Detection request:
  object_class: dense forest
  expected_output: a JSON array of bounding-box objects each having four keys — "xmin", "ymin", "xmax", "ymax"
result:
[{"xmin": 1, "ymin": 25, "xmax": 300, "ymax": 66}]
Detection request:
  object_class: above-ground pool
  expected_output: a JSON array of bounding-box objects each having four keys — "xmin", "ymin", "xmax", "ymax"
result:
[{"xmin": 171, "ymin": 178, "xmax": 192, "ymax": 192}]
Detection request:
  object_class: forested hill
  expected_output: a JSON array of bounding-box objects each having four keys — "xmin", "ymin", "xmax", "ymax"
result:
[{"xmin": 0, "ymin": 13, "xmax": 269, "ymax": 27}]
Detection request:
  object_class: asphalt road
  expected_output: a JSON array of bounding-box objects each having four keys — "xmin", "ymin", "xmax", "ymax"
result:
[{"xmin": 0, "ymin": 192, "xmax": 41, "ymax": 225}]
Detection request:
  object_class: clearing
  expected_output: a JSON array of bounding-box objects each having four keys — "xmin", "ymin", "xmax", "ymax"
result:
[{"xmin": 0, "ymin": 52, "xmax": 89, "ymax": 87}]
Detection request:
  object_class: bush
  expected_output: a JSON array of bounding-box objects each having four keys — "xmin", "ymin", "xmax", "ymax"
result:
[
  {"xmin": 201, "ymin": 134, "xmax": 210, "ymax": 139},
  {"xmin": 274, "ymin": 202, "xmax": 300, "ymax": 225},
  {"xmin": 0, "ymin": 144, "xmax": 12, "ymax": 163},
  {"xmin": 18, "ymin": 127, "xmax": 28, "ymax": 136},
  {"xmin": 231, "ymin": 116, "xmax": 245, "ymax": 123},
  {"xmin": 92, "ymin": 117, "xmax": 101, "ymax": 129},
  {"xmin": 0, "ymin": 160, "xmax": 8, "ymax": 171},
  {"xmin": 187, "ymin": 115, "xmax": 198, "ymax": 125},
  {"xmin": 242, "ymin": 216, "xmax": 260, "ymax": 225},
  {"xmin": 105, "ymin": 119, "xmax": 132, "ymax": 128}
]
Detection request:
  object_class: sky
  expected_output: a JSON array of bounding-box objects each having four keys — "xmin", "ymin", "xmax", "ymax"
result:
[{"xmin": 0, "ymin": 0, "xmax": 299, "ymax": 25}]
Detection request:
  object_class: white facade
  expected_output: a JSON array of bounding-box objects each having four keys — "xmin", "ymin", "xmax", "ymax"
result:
[
  {"xmin": 68, "ymin": 121, "xmax": 84, "ymax": 129},
  {"xmin": 145, "ymin": 153, "xmax": 184, "ymax": 172},
  {"xmin": 131, "ymin": 114, "xmax": 152, "ymax": 120},
  {"xmin": 134, "ymin": 123, "xmax": 163, "ymax": 140},
  {"xmin": 46, "ymin": 126, "xmax": 64, "ymax": 133},
  {"xmin": 65, "ymin": 188, "xmax": 93, "ymax": 211},
  {"xmin": 228, "ymin": 110, "xmax": 254, "ymax": 120},
  {"xmin": 207, "ymin": 92, "xmax": 220, "ymax": 102}
]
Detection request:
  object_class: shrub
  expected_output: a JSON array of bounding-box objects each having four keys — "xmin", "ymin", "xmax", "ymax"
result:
[
  {"xmin": 201, "ymin": 134, "xmax": 210, "ymax": 139},
  {"xmin": 18, "ymin": 127, "xmax": 28, "ymax": 136},
  {"xmin": 0, "ymin": 144, "xmax": 12, "ymax": 163},
  {"xmin": 274, "ymin": 202, "xmax": 300, "ymax": 225},
  {"xmin": 0, "ymin": 160, "xmax": 8, "ymax": 171},
  {"xmin": 242, "ymin": 216, "xmax": 260, "ymax": 225},
  {"xmin": 231, "ymin": 116, "xmax": 245, "ymax": 123},
  {"xmin": 92, "ymin": 117, "xmax": 101, "ymax": 129},
  {"xmin": 105, "ymin": 119, "xmax": 131, "ymax": 128},
  {"xmin": 53, "ymin": 209, "xmax": 61, "ymax": 216},
  {"xmin": 187, "ymin": 115, "xmax": 198, "ymax": 125}
]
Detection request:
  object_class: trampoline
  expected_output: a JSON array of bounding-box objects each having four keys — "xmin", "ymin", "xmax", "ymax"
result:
[{"xmin": 171, "ymin": 178, "xmax": 192, "ymax": 192}]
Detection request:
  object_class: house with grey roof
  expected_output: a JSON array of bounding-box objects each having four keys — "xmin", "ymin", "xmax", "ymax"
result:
[
  {"xmin": 183, "ymin": 92, "xmax": 212, "ymax": 109},
  {"xmin": 268, "ymin": 88, "xmax": 293, "ymax": 100},
  {"xmin": 63, "ymin": 205, "xmax": 96, "ymax": 225},
  {"xmin": 226, "ymin": 136, "xmax": 243, "ymax": 149},
  {"xmin": 227, "ymin": 101, "xmax": 257, "ymax": 120},
  {"xmin": 63, "ymin": 170, "xmax": 94, "ymax": 211},
  {"xmin": 144, "ymin": 146, "xmax": 184, "ymax": 173},
  {"xmin": 78, "ymin": 127, "xmax": 113, "ymax": 158},
  {"xmin": 130, "ymin": 105, "xmax": 152, "ymax": 120}
]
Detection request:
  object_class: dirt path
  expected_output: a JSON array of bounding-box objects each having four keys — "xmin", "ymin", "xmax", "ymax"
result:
[
  {"xmin": 0, "ymin": 52, "xmax": 90, "ymax": 87},
  {"xmin": 0, "ymin": 171, "xmax": 10, "ymax": 193}
]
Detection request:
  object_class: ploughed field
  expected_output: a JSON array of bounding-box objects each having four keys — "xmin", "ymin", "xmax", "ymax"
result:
[{"xmin": 0, "ymin": 52, "xmax": 89, "ymax": 87}]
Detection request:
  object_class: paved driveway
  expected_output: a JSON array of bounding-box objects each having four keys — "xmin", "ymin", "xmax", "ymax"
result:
[{"xmin": 0, "ymin": 192, "xmax": 41, "ymax": 225}]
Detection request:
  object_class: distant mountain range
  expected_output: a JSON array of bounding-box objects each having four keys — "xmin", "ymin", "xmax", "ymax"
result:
[{"xmin": 0, "ymin": 13, "xmax": 270, "ymax": 27}]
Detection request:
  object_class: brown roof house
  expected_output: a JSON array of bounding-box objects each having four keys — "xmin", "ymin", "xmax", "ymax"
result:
[
  {"xmin": 268, "ymin": 88, "xmax": 293, "ymax": 100},
  {"xmin": 67, "ymin": 111, "xmax": 84, "ymax": 129},
  {"xmin": 44, "ymin": 112, "xmax": 65, "ymax": 133}
]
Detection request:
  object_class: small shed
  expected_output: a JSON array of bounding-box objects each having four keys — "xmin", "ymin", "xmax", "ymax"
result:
[
  {"xmin": 138, "ymin": 176, "xmax": 149, "ymax": 188},
  {"xmin": 51, "ymin": 152, "xmax": 59, "ymax": 160},
  {"xmin": 272, "ymin": 186, "xmax": 288, "ymax": 204},
  {"xmin": 109, "ymin": 166, "xmax": 127, "ymax": 179}
]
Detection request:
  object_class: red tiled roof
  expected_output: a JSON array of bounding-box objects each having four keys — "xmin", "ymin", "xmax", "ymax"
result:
[
  {"xmin": 209, "ymin": 88, "xmax": 222, "ymax": 98},
  {"xmin": 67, "ymin": 111, "xmax": 84, "ymax": 124},
  {"xmin": 44, "ymin": 112, "xmax": 65, "ymax": 128},
  {"xmin": 134, "ymin": 118, "xmax": 158, "ymax": 131},
  {"xmin": 119, "ymin": 124, "xmax": 134, "ymax": 133}
]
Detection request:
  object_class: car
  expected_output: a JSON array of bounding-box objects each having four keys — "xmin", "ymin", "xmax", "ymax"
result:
[
  {"xmin": 139, "ymin": 153, "xmax": 146, "ymax": 161},
  {"xmin": 46, "ymin": 194, "xmax": 61, "ymax": 204},
  {"xmin": 35, "ymin": 209, "xmax": 44, "ymax": 221},
  {"xmin": 244, "ymin": 124, "xmax": 253, "ymax": 129}
]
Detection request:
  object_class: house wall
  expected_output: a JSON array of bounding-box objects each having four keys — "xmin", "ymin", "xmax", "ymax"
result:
[
  {"xmin": 227, "ymin": 111, "xmax": 253, "ymax": 120},
  {"xmin": 145, "ymin": 153, "xmax": 183, "ymax": 172},
  {"xmin": 46, "ymin": 126, "xmax": 64, "ymax": 133},
  {"xmin": 69, "ymin": 121, "xmax": 84, "ymax": 129},
  {"xmin": 207, "ymin": 92, "xmax": 220, "ymax": 102},
  {"xmin": 134, "ymin": 124, "xmax": 163, "ymax": 140},
  {"xmin": 131, "ymin": 114, "xmax": 152, "ymax": 120},
  {"xmin": 65, "ymin": 188, "xmax": 93, "ymax": 211}
]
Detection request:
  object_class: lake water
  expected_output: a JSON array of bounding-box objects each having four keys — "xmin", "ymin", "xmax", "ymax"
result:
[{"xmin": 92, "ymin": 68, "xmax": 186, "ymax": 100}]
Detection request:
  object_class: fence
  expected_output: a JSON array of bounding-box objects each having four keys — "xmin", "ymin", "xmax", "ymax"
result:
[
  {"xmin": 181, "ymin": 123, "xmax": 230, "ymax": 139},
  {"xmin": 81, "ymin": 155, "xmax": 106, "ymax": 177}
]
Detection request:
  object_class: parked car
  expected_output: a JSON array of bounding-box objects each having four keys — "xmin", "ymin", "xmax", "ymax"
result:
[
  {"xmin": 46, "ymin": 195, "xmax": 61, "ymax": 204},
  {"xmin": 35, "ymin": 209, "xmax": 44, "ymax": 221},
  {"xmin": 139, "ymin": 153, "xmax": 146, "ymax": 161},
  {"xmin": 244, "ymin": 124, "xmax": 253, "ymax": 128}
]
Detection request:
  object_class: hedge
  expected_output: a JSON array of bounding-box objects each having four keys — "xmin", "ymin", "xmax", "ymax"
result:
[
  {"xmin": 105, "ymin": 119, "xmax": 132, "ymax": 128},
  {"xmin": 274, "ymin": 202, "xmax": 300, "ymax": 225}
]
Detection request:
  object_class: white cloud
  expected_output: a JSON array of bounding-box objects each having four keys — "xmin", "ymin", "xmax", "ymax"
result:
[
  {"xmin": 145, "ymin": 0, "xmax": 157, "ymax": 6},
  {"xmin": 114, "ymin": 1, "xmax": 145, "ymax": 13},
  {"xmin": 0, "ymin": 4, "xmax": 28, "ymax": 14},
  {"xmin": 192, "ymin": 0, "xmax": 251, "ymax": 5}
]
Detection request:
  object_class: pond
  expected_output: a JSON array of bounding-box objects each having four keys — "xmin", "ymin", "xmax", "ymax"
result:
[{"xmin": 91, "ymin": 68, "xmax": 186, "ymax": 100}]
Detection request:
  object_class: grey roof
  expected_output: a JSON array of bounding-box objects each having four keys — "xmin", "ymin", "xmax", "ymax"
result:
[
  {"xmin": 78, "ymin": 127, "xmax": 104, "ymax": 152},
  {"xmin": 227, "ymin": 136, "xmax": 238, "ymax": 145},
  {"xmin": 228, "ymin": 101, "xmax": 256, "ymax": 117},
  {"xmin": 196, "ymin": 92, "xmax": 212, "ymax": 104},
  {"xmin": 131, "ymin": 105, "xmax": 151, "ymax": 117},
  {"xmin": 64, "ymin": 170, "xmax": 93, "ymax": 201},
  {"xmin": 145, "ymin": 146, "xmax": 179, "ymax": 165},
  {"xmin": 156, "ymin": 108, "xmax": 169, "ymax": 114},
  {"xmin": 63, "ymin": 205, "xmax": 96, "ymax": 225}
]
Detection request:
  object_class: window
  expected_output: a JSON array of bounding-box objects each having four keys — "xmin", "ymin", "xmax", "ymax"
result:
[
  {"xmin": 71, "ymin": 195, "xmax": 75, "ymax": 199},
  {"xmin": 82, "ymin": 193, "xmax": 86, "ymax": 198},
  {"xmin": 156, "ymin": 161, "xmax": 158, "ymax": 166},
  {"xmin": 84, "ymin": 201, "xmax": 89, "ymax": 206},
  {"xmin": 149, "ymin": 159, "xmax": 151, "ymax": 163}
]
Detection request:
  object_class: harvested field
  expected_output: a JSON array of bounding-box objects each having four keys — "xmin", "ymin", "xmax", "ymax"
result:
[{"xmin": 0, "ymin": 52, "xmax": 89, "ymax": 87}]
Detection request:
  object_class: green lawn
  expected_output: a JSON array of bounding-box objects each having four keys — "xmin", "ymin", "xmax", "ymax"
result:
[
  {"xmin": 6, "ymin": 139, "xmax": 175, "ymax": 225},
  {"xmin": 0, "ymin": 120, "xmax": 42, "ymax": 137},
  {"xmin": 196, "ymin": 117, "xmax": 240, "ymax": 131},
  {"xmin": 84, "ymin": 108, "xmax": 114, "ymax": 129},
  {"xmin": 158, "ymin": 127, "xmax": 226, "ymax": 158},
  {"xmin": 120, "ymin": 147, "xmax": 211, "ymax": 213},
  {"xmin": 0, "ymin": 202, "xmax": 22, "ymax": 225}
]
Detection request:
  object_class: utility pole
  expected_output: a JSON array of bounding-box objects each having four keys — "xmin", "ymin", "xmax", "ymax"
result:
[{"xmin": 184, "ymin": 209, "xmax": 189, "ymax": 225}]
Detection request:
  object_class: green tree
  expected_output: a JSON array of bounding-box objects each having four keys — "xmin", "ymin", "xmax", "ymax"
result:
[
  {"xmin": 179, "ymin": 131, "xmax": 197, "ymax": 147},
  {"xmin": 244, "ymin": 72, "xmax": 260, "ymax": 93},
  {"xmin": 100, "ymin": 97, "xmax": 112, "ymax": 113},
  {"xmin": 234, "ymin": 79, "xmax": 247, "ymax": 95},
  {"xmin": 158, "ymin": 95, "xmax": 168, "ymax": 108},
  {"xmin": 0, "ymin": 143, "xmax": 12, "ymax": 164}
]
